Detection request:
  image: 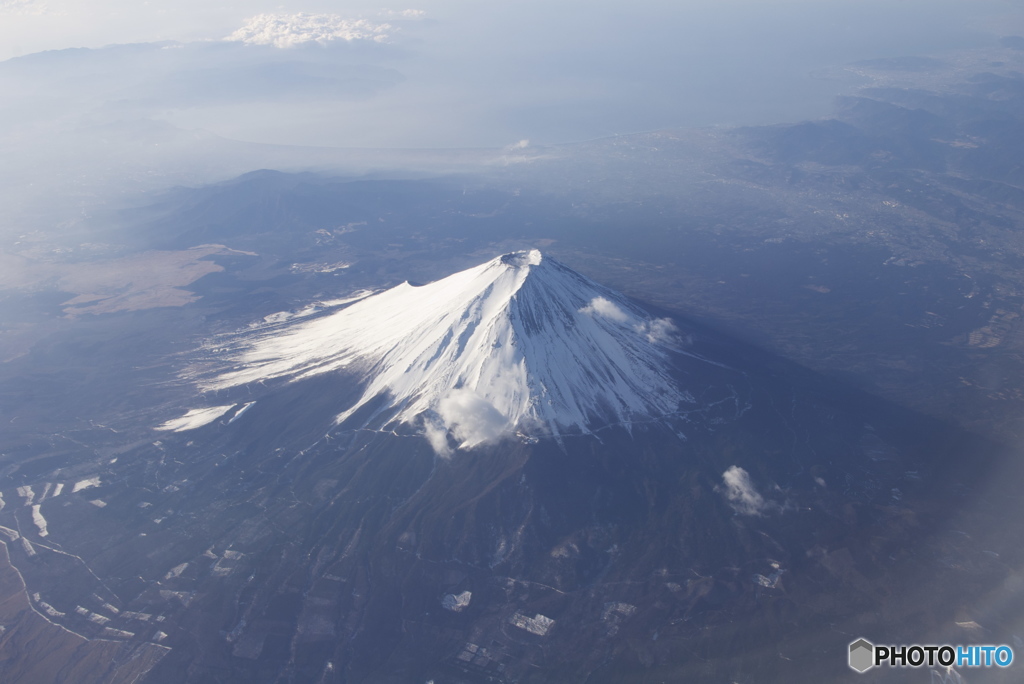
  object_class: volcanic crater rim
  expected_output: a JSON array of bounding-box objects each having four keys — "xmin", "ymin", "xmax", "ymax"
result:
[{"xmin": 500, "ymin": 249, "xmax": 544, "ymax": 268}]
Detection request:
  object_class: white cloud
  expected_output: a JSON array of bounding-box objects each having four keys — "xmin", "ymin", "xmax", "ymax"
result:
[
  {"xmin": 720, "ymin": 466, "xmax": 769, "ymax": 516},
  {"xmin": 436, "ymin": 388, "xmax": 511, "ymax": 450},
  {"xmin": 421, "ymin": 388, "xmax": 516, "ymax": 457},
  {"xmin": 636, "ymin": 317, "xmax": 679, "ymax": 345},
  {"xmin": 0, "ymin": 0, "xmax": 51, "ymax": 16},
  {"xmin": 579, "ymin": 296, "xmax": 630, "ymax": 323},
  {"xmin": 580, "ymin": 297, "xmax": 679, "ymax": 347},
  {"xmin": 226, "ymin": 13, "xmax": 392, "ymax": 49},
  {"xmin": 379, "ymin": 9, "xmax": 426, "ymax": 19},
  {"xmin": 423, "ymin": 420, "xmax": 452, "ymax": 459}
]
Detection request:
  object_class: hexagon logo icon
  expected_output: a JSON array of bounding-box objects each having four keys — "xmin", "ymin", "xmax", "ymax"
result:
[{"xmin": 849, "ymin": 638, "xmax": 875, "ymax": 673}]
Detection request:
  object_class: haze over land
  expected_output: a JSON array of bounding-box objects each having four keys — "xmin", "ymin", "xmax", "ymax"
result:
[
  {"xmin": 3, "ymin": 1, "xmax": 1024, "ymax": 683},
  {"xmin": 1, "ymin": 0, "xmax": 1022, "ymax": 239}
]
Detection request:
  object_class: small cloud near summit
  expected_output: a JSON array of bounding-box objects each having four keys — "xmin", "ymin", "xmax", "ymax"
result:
[
  {"xmin": 637, "ymin": 317, "xmax": 680, "ymax": 346},
  {"xmin": 437, "ymin": 388, "xmax": 511, "ymax": 450},
  {"xmin": 580, "ymin": 296, "xmax": 631, "ymax": 323},
  {"xmin": 226, "ymin": 13, "xmax": 393, "ymax": 48},
  {"xmin": 423, "ymin": 388, "xmax": 512, "ymax": 458},
  {"xmin": 580, "ymin": 296, "xmax": 680, "ymax": 346}
]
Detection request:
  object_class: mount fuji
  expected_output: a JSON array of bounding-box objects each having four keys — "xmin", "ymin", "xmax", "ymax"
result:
[{"xmin": 188, "ymin": 250, "xmax": 715, "ymax": 452}]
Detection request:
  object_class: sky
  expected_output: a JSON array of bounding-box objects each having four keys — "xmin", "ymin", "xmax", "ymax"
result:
[
  {"xmin": 4, "ymin": 0, "xmax": 1024, "ymax": 147},
  {"xmin": 2, "ymin": 0, "xmax": 1024, "ymax": 237}
]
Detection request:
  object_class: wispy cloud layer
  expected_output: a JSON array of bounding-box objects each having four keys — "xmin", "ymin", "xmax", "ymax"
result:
[
  {"xmin": 379, "ymin": 9, "xmax": 426, "ymax": 19},
  {"xmin": 0, "ymin": 0, "xmax": 52, "ymax": 16},
  {"xmin": 226, "ymin": 13, "xmax": 393, "ymax": 48}
]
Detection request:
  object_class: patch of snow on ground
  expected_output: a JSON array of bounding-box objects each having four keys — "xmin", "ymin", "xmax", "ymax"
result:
[
  {"xmin": 165, "ymin": 563, "xmax": 189, "ymax": 579},
  {"xmin": 38, "ymin": 601, "xmax": 65, "ymax": 618},
  {"xmin": 442, "ymin": 590, "xmax": 472, "ymax": 612},
  {"xmin": 509, "ymin": 612, "xmax": 555, "ymax": 636},
  {"xmin": 73, "ymin": 477, "xmax": 101, "ymax": 493},
  {"xmin": 122, "ymin": 611, "xmax": 152, "ymax": 621},
  {"xmin": 101, "ymin": 627, "xmax": 134, "ymax": 638},
  {"xmin": 156, "ymin": 405, "xmax": 235, "ymax": 432},
  {"xmin": 16, "ymin": 486, "xmax": 34, "ymax": 505},
  {"xmin": 227, "ymin": 402, "xmax": 256, "ymax": 424},
  {"xmin": 30, "ymin": 504, "xmax": 48, "ymax": 537}
]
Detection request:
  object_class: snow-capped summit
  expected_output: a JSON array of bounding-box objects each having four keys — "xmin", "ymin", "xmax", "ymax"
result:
[{"xmin": 205, "ymin": 250, "xmax": 693, "ymax": 452}]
